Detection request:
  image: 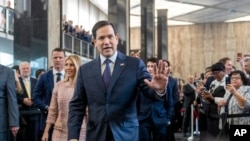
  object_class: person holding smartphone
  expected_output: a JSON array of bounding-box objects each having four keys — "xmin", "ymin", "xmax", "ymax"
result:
[
  {"xmin": 218, "ymin": 70, "xmax": 250, "ymax": 140},
  {"xmin": 201, "ymin": 62, "xmax": 227, "ymax": 140}
]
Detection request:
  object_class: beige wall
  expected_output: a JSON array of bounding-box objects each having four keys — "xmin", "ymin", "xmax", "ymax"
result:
[{"xmin": 130, "ymin": 22, "xmax": 250, "ymax": 79}]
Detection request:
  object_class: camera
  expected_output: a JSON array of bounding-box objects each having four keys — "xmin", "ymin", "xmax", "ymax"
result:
[{"xmin": 225, "ymin": 76, "xmax": 230, "ymax": 85}]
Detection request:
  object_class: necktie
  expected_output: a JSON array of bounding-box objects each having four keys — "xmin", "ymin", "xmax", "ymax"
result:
[
  {"xmin": 56, "ymin": 73, "xmax": 62, "ymax": 82},
  {"xmin": 103, "ymin": 59, "xmax": 111, "ymax": 88},
  {"xmin": 24, "ymin": 79, "xmax": 31, "ymax": 98}
]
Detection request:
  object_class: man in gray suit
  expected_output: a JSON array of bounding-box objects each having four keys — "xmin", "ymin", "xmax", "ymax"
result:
[
  {"xmin": 68, "ymin": 20, "xmax": 169, "ymax": 141},
  {"xmin": 0, "ymin": 64, "xmax": 19, "ymax": 141}
]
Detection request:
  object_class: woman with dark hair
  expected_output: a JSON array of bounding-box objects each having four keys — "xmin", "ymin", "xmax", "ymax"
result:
[
  {"xmin": 35, "ymin": 69, "xmax": 45, "ymax": 80},
  {"xmin": 218, "ymin": 70, "xmax": 250, "ymax": 140}
]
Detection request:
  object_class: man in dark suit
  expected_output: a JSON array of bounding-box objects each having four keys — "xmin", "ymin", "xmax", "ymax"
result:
[
  {"xmin": 33, "ymin": 48, "xmax": 65, "ymax": 141},
  {"xmin": 137, "ymin": 58, "xmax": 176, "ymax": 141},
  {"xmin": 0, "ymin": 64, "xmax": 19, "ymax": 141},
  {"xmin": 16, "ymin": 62, "xmax": 40, "ymax": 141},
  {"xmin": 68, "ymin": 20, "xmax": 169, "ymax": 141},
  {"xmin": 182, "ymin": 75, "xmax": 196, "ymax": 137}
]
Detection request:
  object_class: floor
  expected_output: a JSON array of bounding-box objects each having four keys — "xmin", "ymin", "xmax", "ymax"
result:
[{"xmin": 175, "ymin": 132, "xmax": 200, "ymax": 141}]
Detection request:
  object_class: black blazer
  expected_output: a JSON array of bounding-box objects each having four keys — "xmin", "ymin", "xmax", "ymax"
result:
[
  {"xmin": 208, "ymin": 86, "xmax": 225, "ymax": 118},
  {"xmin": 183, "ymin": 84, "xmax": 196, "ymax": 109},
  {"xmin": 17, "ymin": 77, "xmax": 39, "ymax": 114}
]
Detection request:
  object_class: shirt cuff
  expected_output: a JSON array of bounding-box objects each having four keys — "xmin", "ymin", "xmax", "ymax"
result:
[{"xmin": 214, "ymin": 97, "xmax": 224, "ymax": 104}]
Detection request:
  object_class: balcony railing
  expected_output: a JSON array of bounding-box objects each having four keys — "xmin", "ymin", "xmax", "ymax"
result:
[
  {"xmin": 62, "ymin": 33, "xmax": 98, "ymax": 60},
  {"xmin": 0, "ymin": 6, "xmax": 14, "ymax": 34},
  {"xmin": 0, "ymin": 5, "xmax": 14, "ymax": 39}
]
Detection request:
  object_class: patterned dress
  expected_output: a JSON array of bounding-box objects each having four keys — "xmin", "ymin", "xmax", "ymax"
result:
[
  {"xmin": 220, "ymin": 85, "xmax": 250, "ymax": 126},
  {"xmin": 46, "ymin": 81, "xmax": 87, "ymax": 141}
]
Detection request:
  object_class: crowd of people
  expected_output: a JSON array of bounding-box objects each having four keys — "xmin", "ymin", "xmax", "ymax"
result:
[
  {"xmin": 62, "ymin": 15, "xmax": 92, "ymax": 43},
  {"xmin": 1, "ymin": 20, "xmax": 250, "ymax": 141}
]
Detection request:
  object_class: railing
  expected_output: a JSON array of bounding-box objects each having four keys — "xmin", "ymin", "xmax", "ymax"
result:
[
  {"xmin": 0, "ymin": 5, "xmax": 14, "ymax": 35},
  {"xmin": 62, "ymin": 33, "xmax": 98, "ymax": 61}
]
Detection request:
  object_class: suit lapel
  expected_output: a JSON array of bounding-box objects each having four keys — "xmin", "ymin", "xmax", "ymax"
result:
[
  {"xmin": 93, "ymin": 58, "xmax": 106, "ymax": 93},
  {"xmin": 48, "ymin": 70, "xmax": 54, "ymax": 91},
  {"xmin": 30, "ymin": 78, "xmax": 37, "ymax": 96},
  {"xmin": 107, "ymin": 52, "xmax": 126, "ymax": 96}
]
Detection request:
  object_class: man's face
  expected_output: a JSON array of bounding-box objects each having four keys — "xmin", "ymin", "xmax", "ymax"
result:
[
  {"xmin": 224, "ymin": 60, "xmax": 233, "ymax": 74},
  {"xmin": 187, "ymin": 75, "xmax": 194, "ymax": 84},
  {"xmin": 93, "ymin": 25, "xmax": 118, "ymax": 58},
  {"xmin": 20, "ymin": 63, "xmax": 31, "ymax": 78},
  {"xmin": 212, "ymin": 70, "xmax": 225, "ymax": 81},
  {"xmin": 244, "ymin": 61, "xmax": 250, "ymax": 75},
  {"xmin": 52, "ymin": 51, "xmax": 65, "ymax": 71}
]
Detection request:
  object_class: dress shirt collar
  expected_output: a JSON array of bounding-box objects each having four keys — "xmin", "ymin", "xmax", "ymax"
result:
[
  {"xmin": 53, "ymin": 68, "xmax": 65, "ymax": 76},
  {"xmin": 100, "ymin": 51, "xmax": 118, "ymax": 65},
  {"xmin": 21, "ymin": 76, "xmax": 30, "ymax": 81}
]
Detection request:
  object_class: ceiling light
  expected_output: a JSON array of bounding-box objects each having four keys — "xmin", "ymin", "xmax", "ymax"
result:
[{"xmin": 225, "ymin": 15, "xmax": 250, "ymax": 22}]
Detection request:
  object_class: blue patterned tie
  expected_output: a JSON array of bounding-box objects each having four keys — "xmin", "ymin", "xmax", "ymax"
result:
[
  {"xmin": 103, "ymin": 59, "xmax": 111, "ymax": 88},
  {"xmin": 56, "ymin": 73, "xmax": 62, "ymax": 82}
]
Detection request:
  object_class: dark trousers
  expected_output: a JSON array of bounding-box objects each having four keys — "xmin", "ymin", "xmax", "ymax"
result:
[
  {"xmin": 166, "ymin": 119, "xmax": 176, "ymax": 141},
  {"xmin": 139, "ymin": 118, "xmax": 168, "ymax": 141},
  {"xmin": 182, "ymin": 107, "xmax": 191, "ymax": 133},
  {"xmin": 198, "ymin": 111, "xmax": 207, "ymax": 141},
  {"xmin": 207, "ymin": 117, "xmax": 220, "ymax": 140},
  {"xmin": 106, "ymin": 125, "xmax": 114, "ymax": 141},
  {"xmin": 16, "ymin": 114, "xmax": 40, "ymax": 141}
]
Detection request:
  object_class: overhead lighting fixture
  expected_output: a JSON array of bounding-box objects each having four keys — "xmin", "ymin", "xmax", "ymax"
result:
[
  {"xmin": 89, "ymin": 0, "xmax": 108, "ymax": 14},
  {"xmin": 168, "ymin": 20, "xmax": 194, "ymax": 26},
  {"xmin": 225, "ymin": 15, "xmax": 250, "ymax": 22},
  {"xmin": 155, "ymin": 0, "xmax": 204, "ymax": 18}
]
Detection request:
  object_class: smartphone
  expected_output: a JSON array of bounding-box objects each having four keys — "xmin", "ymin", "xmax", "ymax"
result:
[
  {"xmin": 225, "ymin": 76, "xmax": 231, "ymax": 85},
  {"xmin": 201, "ymin": 87, "xmax": 207, "ymax": 92},
  {"xmin": 237, "ymin": 52, "xmax": 243, "ymax": 58}
]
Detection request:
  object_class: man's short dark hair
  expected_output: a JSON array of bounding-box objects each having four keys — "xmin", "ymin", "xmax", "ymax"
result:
[
  {"xmin": 211, "ymin": 62, "xmax": 225, "ymax": 72},
  {"xmin": 147, "ymin": 57, "xmax": 159, "ymax": 65},
  {"xmin": 91, "ymin": 20, "xmax": 117, "ymax": 39},
  {"xmin": 52, "ymin": 47, "xmax": 66, "ymax": 56},
  {"xmin": 218, "ymin": 57, "xmax": 231, "ymax": 65}
]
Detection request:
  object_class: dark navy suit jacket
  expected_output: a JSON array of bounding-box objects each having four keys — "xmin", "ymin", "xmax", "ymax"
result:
[
  {"xmin": 33, "ymin": 70, "xmax": 54, "ymax": 130},
  {"xmin": 68, "ymin": 51, "xmax": 165, "ymax": 141},
  {"xmin": 137, "ymin": 76, "xmax": 177, "ymax": 132}
]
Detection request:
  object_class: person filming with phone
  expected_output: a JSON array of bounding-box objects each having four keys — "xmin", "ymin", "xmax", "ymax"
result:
[
  {"xmin": 200, "ymin": 62, "xmax": 227, "ymax": 140},
  {"xmin": 217, "ymin": 70, "xmax": 250, "ymax": 140}
]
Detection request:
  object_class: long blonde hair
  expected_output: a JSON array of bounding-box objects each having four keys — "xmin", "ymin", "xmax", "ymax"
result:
[{"xmin": 63, "ymin": 55, "xmax": 82, "ymax": 85}]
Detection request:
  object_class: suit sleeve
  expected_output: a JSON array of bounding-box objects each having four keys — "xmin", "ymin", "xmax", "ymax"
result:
[
  {"xmin": 183, "ymin": 85, "xmax": 195, "ymax": 96},
  {"xmin": 6, "ymin": 69, "xmax": 19, "ymax": 127},
  {"xmin": 167, "ymin": 78, "xmax": 178, "ymax": 121},
  {"xmin": 68, "ymin": 67, "xmax": 87, "ymax": 140},
  {"xmin": 32, "ymin": 74, "xmax": 47, "ymax": 112}
]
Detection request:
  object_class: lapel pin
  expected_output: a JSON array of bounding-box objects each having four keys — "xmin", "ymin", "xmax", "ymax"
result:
[{"xmin": 120, "ymin": 63, "xmax": 125, "ymax": 66}]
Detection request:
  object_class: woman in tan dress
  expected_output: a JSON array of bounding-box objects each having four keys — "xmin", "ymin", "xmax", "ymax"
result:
[{"xmin": 42, "ymin": 55, "xmax": 87, "ymax": 141}]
